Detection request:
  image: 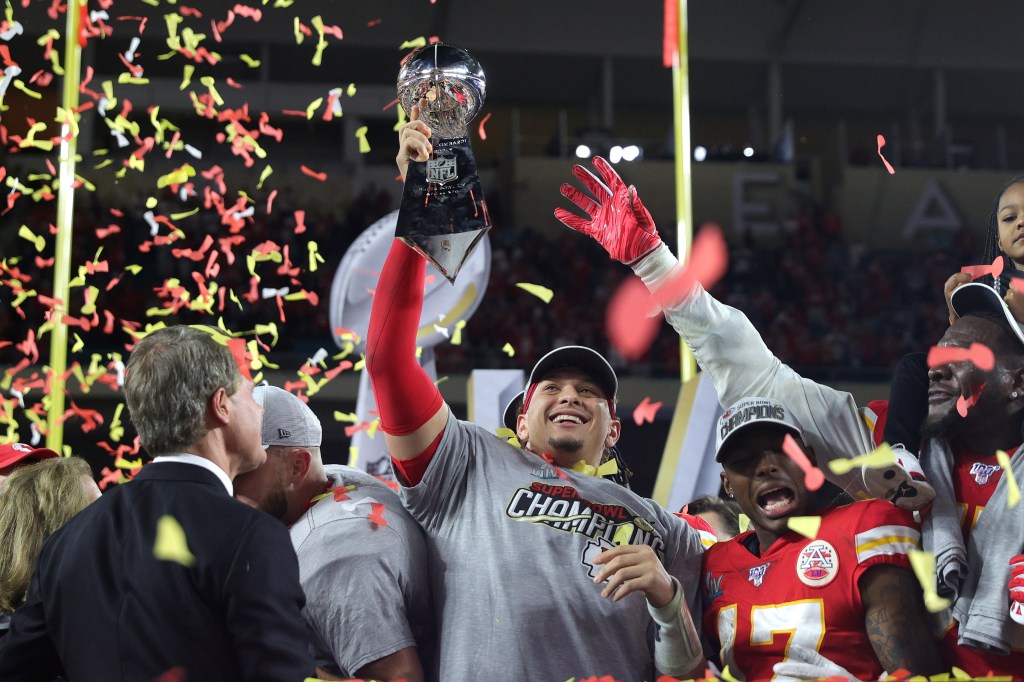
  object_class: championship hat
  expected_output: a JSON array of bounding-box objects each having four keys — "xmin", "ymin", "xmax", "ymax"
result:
[
  {"xmin": 0, "ymin": 442, "xmax": 60, "ymax": 470},
  {"xmin": 950, "ymin": 281, "xmax": 1024, "ymax": 347},
  {"xmin": 253, "ymin": 384, "xmax": 323, "ymax": 448},
  {"xmin": 504, "ymin": 346, "xmax": 618, "ymax": 429},
  {"xmin": 715, "ymin": 397, "xmax": 804, "ymax": 463}
]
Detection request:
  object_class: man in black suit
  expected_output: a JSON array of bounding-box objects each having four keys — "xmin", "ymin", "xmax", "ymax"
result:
[{"xmin": 0, "ymin": 325, "xmax": 315, "ymax": 682}]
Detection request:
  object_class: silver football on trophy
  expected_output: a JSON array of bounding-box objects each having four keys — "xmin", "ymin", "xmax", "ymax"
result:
[{"xmin": 397, "ymin": 43, "xmax": 486, "ymax": 139}]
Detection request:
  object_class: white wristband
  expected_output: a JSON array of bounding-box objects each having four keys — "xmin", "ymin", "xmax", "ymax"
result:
[
  {"xmin": 631, "ymin": 243, "xmax": 680, "ymax": 292},
  {"xmin": 648, "ymin": 576, "xmax": 703, "ymax": 675}
]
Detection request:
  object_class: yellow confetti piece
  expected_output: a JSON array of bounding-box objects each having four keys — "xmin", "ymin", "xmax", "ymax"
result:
[
  {"xmin": 115, "ymin": 457, "xmax": 143, "ymax": 470},
  {"xmin": 347, "ymin": 445, "xmax": 358, "ymax": 468},
  {"xmin": 109, "ymin": 403, "xmax": 125, "ymax": 443},
  {"xmin": 786, "ymin": 515, "xmax": 821, "ymax": 538},
  {"xmin": 257, "ymin": 164, "xmax": 273, "ymax": 190},
  {"xmin": 494, "ymin": 427, "xmax": 520, "ymax": 447},
  {"xmin": 613, "ymin": 522, "xmax": 635, "ymax": 546},
  {"xmin": 117, "ymin": 74, "xmax": 150, "ymax": 86},
  {"xmin": 293, "ymin": 16, "xmax": 304, "ymax": 45},
  {"xmin": 240, "ymin": 54, "xmax": 261, "ymax": 68},
  {"xmin": 305, "ymin": 96, "xmax": 324, "ymax": 120},
  {"xmin": 307, "ymin": 241, "xmax": 324, "ymax": 273},
  {"xmin": 17, "ymin": 226, "xmax": 45, "ymax": 253},
  {"xmin": 950, "ymin": 667, "xmax": 973, "ymax": 680},
  {"xmin": 827, "ymin": 442, "xmax": 896, "ymax": 476},
  {"xmin": 996, "ymin": 449, "xmax": 1020, "ymax": 508},
  {"xmin": 908, "ymin": 549, "xmax": 952, "ymax": 613},
  {"xmin": 333, "ymin": 411, "xmax": 358, "ymax": 423},
  {"xmin": 253, "ymin": 322, "xmax": 279, "ymax": 346},
  {"xmin": 720, "ymin": 665, "xmax": 742, "ymax": 682},
  {"xmin": 502, "ymin": 343, "xmax": 515, "ymax": 357},
  {"xmin": 399, "ymin": 36, "xmax": 427, "ymax": 50},
  {"xmin": 355, "ymin": 125, "xmax": 370, "ymax": 153},
  {"xmin": 13, "ymin": 80, "xmax": 42, "ymax": 99},
  {"xmin": 515, "ymin": 282, "xmax": 554, "ymax": 304},
  {"xmin": 153, "ymin": 515, "xmax": 196, "ymax": 567},
  {"xmin": 70, "ymin": 333, "xmax": 84, "ymax": 353},
  {"xmin": 170, "ymin": 208, "xmax": 200, "ymax": 220},
  {"xmin": 310, "ymin": 16, "xmax": 329, "ymax": 66},
  {"xmin": 737, "ymin": 513, "xmax": 751, "ymax": 534},
  {"xmin": 346, "ymin": 82, "xmax": 356, "ymax": 96},
  {"xmin": 199, "ymin": 76, "xmax": 224, "ymax": 106},
  {"xmin": 157, "ymin": 164, "xmax": 196, "ymax": 189},
  {"xmin": 450, "ymin": 320, "xmax": 467, "ymax": 346}
]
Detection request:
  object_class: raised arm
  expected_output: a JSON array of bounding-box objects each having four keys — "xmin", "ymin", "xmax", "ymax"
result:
[
  {"xmin": 554, "ymin": 158, "xmax": 940, "ymax": 506},
  {"xmin": 366, "ymin": 107, "xmax": 448, "ymax": 461}
]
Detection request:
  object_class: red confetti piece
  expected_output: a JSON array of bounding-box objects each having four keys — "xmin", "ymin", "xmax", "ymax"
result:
[
  {"xmin": 368, "ymin": 502, "xmax": 388, "ymax": 527},
  {"xmin": 332, "ymin": 486, "xmax": 350, "ymax": 502},
  {"xmin": 632, "ymin": 396, "xmax": 662, "ymax": 426},
  {"xmin": 961, "ymin": 256, "xmax": 1005, "ymax": 281},
  {"xmin": 300, "ymin": 165, "xmax": 327, "ymax": 182},
  {"xmin": 605, "ymin": 225, "xmax": 728, "ymax": 360},
  {"xmin": 477, "ymin": 112, "xmax": 491, "ymax": 141},
  {"xmin": 782, "ymin": 434, "xmax": 824, "ymax": 491},
  {"xmin": 367, "ymin": 18, "xmax": 382, "ymax": 27},
  {"xmin": 152, "ymin": 667, "xmax": 187, "ymax": 682},
  {"xmin": 225, "ymin": 338, "xmax": 251, "ymax": 380},
  {"xmin": 293, "ymin": 209, "xmax": 306, "ymax": 234},
  {"xmin": 957, "ymin": 384, "xmax": 984, "ymax": 418},
  {"xmin": 876, "ymin": 134, "xmax": 895, "ymax": 174},
  {"xmin": 926, "ymin": 343, "xmax": 994, "ymax": 371}
]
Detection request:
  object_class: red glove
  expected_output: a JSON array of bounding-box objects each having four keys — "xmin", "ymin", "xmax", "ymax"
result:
[
  {"xmin": 1010, "ymin": 554, "xmax": 1024, "ymax": 603},
  {"xmin": 554, "ymin": 156, "xmax": 663, "ymax": 265}
]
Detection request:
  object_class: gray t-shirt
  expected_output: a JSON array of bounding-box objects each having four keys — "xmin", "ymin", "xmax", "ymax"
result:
[
  {"xmin": 399, "ymin": 417, "xmax": 704, "ymax": 682},
  {"xmin": 290, "ymin": 465, "xmax": 434, "ymax": 678}
]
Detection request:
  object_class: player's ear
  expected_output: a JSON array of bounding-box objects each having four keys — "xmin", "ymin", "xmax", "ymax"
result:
[
  {"xmin": 516, "ymin": 411, "xmax": 530, "ymax": 445},
  {"xmin": 720, "ymin": 471, "xmax": 733, "ymax": 498},
  {"xmin": 604, "ymin": 418, "xmax": 621, "ymax": 448}
]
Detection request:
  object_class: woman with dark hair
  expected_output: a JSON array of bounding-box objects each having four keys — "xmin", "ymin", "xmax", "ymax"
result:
[{"xmin": 0, "ymin": 457, "xmax": 100, "ymax": 646}]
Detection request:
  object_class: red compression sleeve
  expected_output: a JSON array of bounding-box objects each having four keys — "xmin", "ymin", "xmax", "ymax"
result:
[
  {"xmin": 391, "ymin": 430, "xmax": 444, "ymax": 487},
  {"xmin": 366, "ymin": 240, "xmax": 444, "ymax": 435}
]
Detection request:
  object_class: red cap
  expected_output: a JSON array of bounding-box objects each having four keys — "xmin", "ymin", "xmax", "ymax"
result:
[{"xmin": 0, "ymin": 443, "xmax": 60, "ymax": 470}]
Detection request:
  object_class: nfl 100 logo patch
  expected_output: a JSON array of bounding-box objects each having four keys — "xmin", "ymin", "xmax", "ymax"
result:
[
  {"xmin": 747, "ymin": 562, "xmax": 770, "ymax": 587},
  {"xmin": 970, "ymin": 462, "xmax": 1001, "ymax": 485}
]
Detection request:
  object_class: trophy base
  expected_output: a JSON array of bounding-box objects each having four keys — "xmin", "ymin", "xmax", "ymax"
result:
[
  {"xmin": 397, "ymin": 135, "xmax": 492, "ymax": 283},
  {"xmin": 400, "ymin": 228, "xmax": 489, "ymax": 284}
]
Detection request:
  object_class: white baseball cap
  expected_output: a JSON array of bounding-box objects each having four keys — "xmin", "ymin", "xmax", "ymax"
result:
[
  {"xmin": 715, "ymin": 397, "xmax": 804, "ymax": 463},
  {"xmin": 253, "ymin": 384, "xmax": 322, "ymax": 448},
  {"xmin": 950, "ymin": 281, "xmax": 1024, "ymax": 347}
]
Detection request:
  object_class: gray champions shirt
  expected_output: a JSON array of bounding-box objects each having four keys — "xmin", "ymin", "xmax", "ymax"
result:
[
  {"xmin": 290, "ymin": 465, "xmax": 435, "ymax": 678},
  {"xmin": 398, "ymin": 417, "xmax": 704, "ymax": 682}
]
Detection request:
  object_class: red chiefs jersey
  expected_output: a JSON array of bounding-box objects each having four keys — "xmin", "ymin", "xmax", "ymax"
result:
[
  {"xmin": 866, "ymin": 399, "xmax": 1024, "ymax": 676},
  {"xmin": 701, "ymin": 500, "xmax": 919, "ymax": 681}
]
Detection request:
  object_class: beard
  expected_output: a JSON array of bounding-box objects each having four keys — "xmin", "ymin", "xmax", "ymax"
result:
[
  {"xmin": 259, "ymin": 483, "xmax": 289, "ymax": 521},
  {"xmin": 547, "ymin": 436, "xmax": 584, "ymax": 454},
  {"xmin": 921, "ymin": 408, "xmax": 961, "ymax": 441}
]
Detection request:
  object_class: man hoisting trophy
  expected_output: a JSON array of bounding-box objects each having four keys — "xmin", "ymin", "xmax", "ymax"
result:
[{"xmin": 396, "ymin": 42, "xmax": 491, "ymax": 283}]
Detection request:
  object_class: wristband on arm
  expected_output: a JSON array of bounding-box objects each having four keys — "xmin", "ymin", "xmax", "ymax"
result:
[{"xmin": 648, "ymin": 576, "xmax": 704, "ymax": 676}]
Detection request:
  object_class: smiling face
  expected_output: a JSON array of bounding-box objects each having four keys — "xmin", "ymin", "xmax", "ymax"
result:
[
  {"xmin": 516, "ymin": 368, "xmax": 620, "ymax": 469},
  {"xmin": 923, "ymin": 314, "xmax": 1024, "ymax": 448},
  {"xmin": 998, "ymin": 182, "xmax": 1024, "ymax": 268},
  {"xmin": 719, "ymin": 425, "xmax": 816, "ymax": 552}
]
